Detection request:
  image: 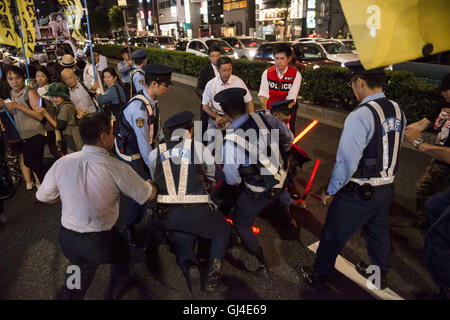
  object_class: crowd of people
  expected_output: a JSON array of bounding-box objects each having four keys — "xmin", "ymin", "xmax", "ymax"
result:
[{"xmin": 0, "ymin": 41, "xmax": 449, "ymax": 300}]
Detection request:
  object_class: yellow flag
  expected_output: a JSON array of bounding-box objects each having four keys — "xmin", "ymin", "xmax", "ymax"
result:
[
  {"xmin": 0, "ymin": 0, "xmax": 20, "ymax": 47},
  {"xmin": 16, "ymin": 0, "xmax": 36, "ymax": 58},
  {"xmin": 340, "ymin": 0, "xmax": 450, "ymax": 69},
  {"xmin": 58, "ymin": 0, "xmax": 87, "ymax": 42}
]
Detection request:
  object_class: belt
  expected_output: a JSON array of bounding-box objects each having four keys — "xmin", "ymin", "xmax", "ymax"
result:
[
  {"xmin": 156, "ymin": 194, "xmax": 210, "ymax": 204},
  {"xmin": 244, "ymin": 182, "xmax": 266, "ymax": 193},
  {"xmin": 114, "ymin": 139, "xmax": 141, "ymax": 162},
  {"xmin": 349, "ymin": 176, "xmax": 395, "ymax": 187}
]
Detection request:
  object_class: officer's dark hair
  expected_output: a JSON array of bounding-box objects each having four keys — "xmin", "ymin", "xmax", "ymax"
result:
[
  {"xmin": 208, "ymin": 46, "xmax": 221, "ymax": 55},
  {"xmin": 273, "ymin": 43, "xmax": 292, "ymax": 58},
  {"xmin": 134, "ymin": 57, "xmax": 147, "ymax": 65},
  {"xmin": 78, "ymin": 112, "xmax": 111, "ymax": 145},
  {"xmin": 352, "ymin": 74, "xmax": 385, "ymax": 89},
  {"xmin": 217, "ymin": 57, "xmax": 232, "ymax": 70},
  {"xmin": 222, "ymin": 101, "xmax": 246, "ymax": 119}
]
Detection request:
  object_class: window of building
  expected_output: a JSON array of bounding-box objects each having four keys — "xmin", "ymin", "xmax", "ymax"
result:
[{"xmin": 223, "ymin": 0, "xmax": 247, "ymax": 11}]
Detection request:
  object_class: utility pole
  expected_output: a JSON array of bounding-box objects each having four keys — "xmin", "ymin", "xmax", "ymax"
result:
[{"xmin": 118, "ymin": 0, "xmax": 131, "ymax": 56}]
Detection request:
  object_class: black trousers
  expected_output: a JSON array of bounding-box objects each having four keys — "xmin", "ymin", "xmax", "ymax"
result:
[
  {"xmin": 58, "ymin": 226, "xmax": 129, "ymax": 300},
  {"xmin": 21, "ymin": 134, "xmax": 46, "ymax": 183}
]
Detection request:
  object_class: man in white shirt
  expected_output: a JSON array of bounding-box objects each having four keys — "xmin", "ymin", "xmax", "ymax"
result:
[
  {"xmin": 36, "ymin": 113, "xmax": 157, "ymax": 300},
  {"xmin": 202, "ymin": 57, "xmax": 254, "ymax": 132}
]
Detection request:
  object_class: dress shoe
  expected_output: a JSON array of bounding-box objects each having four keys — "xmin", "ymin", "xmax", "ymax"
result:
[
  {"xmin": 300, "ymin": 265, "xmax": 328, "ymax": 289},
  {"xmin": 126, "ymin": 227, "xmax": 139, "ymax": 248},
  {"xmin": 355, "ymin": 261, "xmax": 387, "ymax": 290}
]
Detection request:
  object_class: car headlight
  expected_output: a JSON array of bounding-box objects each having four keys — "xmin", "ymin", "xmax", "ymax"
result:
[
  {"xmin": 341, "ymin": 62, "xmax": 346, "ymax": 67},
  {"xmin": 234, "ymin": 52, "xmax": 238, "ymax": 59},
  {"xmin": 249, "ymin": 50, "xmax": 256, "ymax": 58},
  {"xmin": 313, "ymin": 65, "xmax": 320, "ymax": 69}
]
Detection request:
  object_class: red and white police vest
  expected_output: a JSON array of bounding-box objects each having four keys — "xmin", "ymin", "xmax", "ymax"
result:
[{"xmin": 267, "ymin": 65, "xmax": 298, "ymax": 108}]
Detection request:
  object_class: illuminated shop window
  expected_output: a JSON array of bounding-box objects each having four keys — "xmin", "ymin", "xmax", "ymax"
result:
[{"xmin": 223, "ymin": 0, "xmax": 247, "ymax": 11}]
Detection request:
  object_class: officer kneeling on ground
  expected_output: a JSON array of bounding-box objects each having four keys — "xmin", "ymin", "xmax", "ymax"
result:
[
  {"xmin": 147, "ymin": 111, "xmax": 231, "ymax": 294},
  {"xmin": 301, "ymin": 61, "xmax": 406, "ymax": 290}
]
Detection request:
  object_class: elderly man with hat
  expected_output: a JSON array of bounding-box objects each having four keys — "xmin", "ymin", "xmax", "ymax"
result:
[
  {"xmin": 217, "ymin": 87, "xmax": 288, "ymax": 275},
  {"xmin": 129, "ymin": 49, "xmax": 148, "ymax": 97},
  {"xmin": 300, "ymin": 61, "xmax": 407, "ymax": 289},
  {"xmin": 59, "ymin": 54, "xmax": 83, "ymax": 80},
  {"xmin": 145, "ymin": 110, "xmax": 231, "ymax": 294},
  {"xmin": 115, "ymin": 63, "xmax": 173, "ymax": 248}
]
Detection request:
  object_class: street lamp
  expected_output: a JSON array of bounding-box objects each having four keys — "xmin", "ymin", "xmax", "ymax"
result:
[{"xmin": 118, "ymin": 0, "xmax": 132, "ymax": 56}]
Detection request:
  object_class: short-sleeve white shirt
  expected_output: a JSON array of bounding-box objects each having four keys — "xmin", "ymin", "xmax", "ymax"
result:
[
  {"xmin": 36, "ymin": 145, "xmax": 153, "ymax": 233},
  {"xmin": 202, "ymin": 74, "xmax": 252, "ymax": 115}
]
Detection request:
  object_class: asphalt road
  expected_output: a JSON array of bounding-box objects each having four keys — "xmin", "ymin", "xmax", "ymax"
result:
[{"xmin": 0, "ymin": 82, "xmax": 437, "ymax": 300}]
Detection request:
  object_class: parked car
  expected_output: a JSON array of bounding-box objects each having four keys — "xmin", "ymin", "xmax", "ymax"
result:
[
  {"xmin": 295, "ymin": 39, "xmax": 358, "ymax": 65},
  {"xmin": 186, "ymin": 38, "xmax": 237, "ymax": 59},
  {"xmin": 221, "ymin": 36, "xmax": 265, "ymax": 60},
  {"xmin": 335, "ymin": 39, "xmax": 357, "ymax": 53},
  {"xmin": 147, "ymin": 36, "xmax": 177, "ymax": 50},
  {"xmin": 254, "ymin": 41, "xmax": 341, "ymax": 72},
  {"xmin": 129, "ymin": 36, "xmax": 148, "ymax": 48},
  {"xmin": 175, "ymin": 39, "xmax": 189, "ymax": 51}
]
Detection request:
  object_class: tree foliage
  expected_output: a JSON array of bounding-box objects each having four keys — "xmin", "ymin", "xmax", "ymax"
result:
[{"xmin": 109, "ymin": 5, "xmax": 124, "ymax": 30}]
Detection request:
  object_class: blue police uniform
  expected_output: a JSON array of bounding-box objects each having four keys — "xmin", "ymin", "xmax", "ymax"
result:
[
  {"xmin": 130, "ymin": 49, "xmax": 147, "ymax": 97},
  {"xmin": 307, "ymin": 61, "xmax": 407, "ymax": 286},
  {"xmin": 219, "ymin": 88, "xmax": 288, "ymax": 273},
  {"xmin": 114, "ymin": 63, "xmax": 173, "ymax": 247},
  {"xmin": 146, "ymin": 111, "xmax": 231, "ymax": 293},
  {"xmin": 424, "ymin": 189, "xmax": 450, "ymax": 298}
]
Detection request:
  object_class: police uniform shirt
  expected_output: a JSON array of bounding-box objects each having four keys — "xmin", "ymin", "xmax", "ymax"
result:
[
  {"xmin": 122, "ymin": 87, "xmax": 158, "ymax": 169},
  {"xmin": 148, "ymin": 130, "xmax": 216, "ymax": 181},
  {"xmin": 327, "ymin": 92, "xmax": 407, "ymax": 195},
  {"xmin": 36, "ymin": 145, "xmax": 153, "ymax": 233},
  {"xmin": 202, "ymin": 74, "xmax": 252, "ymax": 115},
  {"xmin": 261, "ymin": 112, "xmax": 294, "ymax": 152},
  {"xmin": 258, "ymin": 67, "xmax": 302, "ymax": 101},
  {"xmin": 132, "ymin": 66, "xmax": 146, "ymax": 94},
  {"xmin": 222, "ymin": 113, "xmax": 252, "ymax": 186},
  {"xmin": 118, "ymin": 60, "xmax": 134, "ymax": 84}
]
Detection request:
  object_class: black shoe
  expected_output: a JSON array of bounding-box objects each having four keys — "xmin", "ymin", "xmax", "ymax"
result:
[
  {"xmin": 300, "ymin": 266, "xmax": 327, "ymax": 289},
  {"xmin": 181, "ymin": 260, "xmax": 201, "ymax": 295},
  {"xmin": 110, "ymin": 274, "xmax": 133, "ymax": 300},
  {"xmin": 228, "ymin": 246, "xmax": 268, "ymax": 274},
  {"xmin": 355, "ymin": 261, "xmax": 387, "ymax": 290},
  {"xmin": 126, "ymin": 228, "xmax": 139, "ymax": 248},
  {"xmin": 203, "ymin": 258, "xmax": 226, "ymax": 293},
  {"xmin": 255, "ymin": 249, "xmax": 269, "ymax": 275}
]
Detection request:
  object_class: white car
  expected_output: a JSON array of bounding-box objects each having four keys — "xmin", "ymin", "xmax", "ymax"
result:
[
  {"xmin": 295, "ymin": 39, "xmax": 358, "ymax": 65},
  {"xmin": 335, "ymin": 39, "xmax": 357, "ymax": 54},
  {"xmin": 186, "ymin": 38, "xmax": 237, "ymax": 59},
  {"xmin": 221, "ymin": 36, "xmax": 265, "ymax": 60}
]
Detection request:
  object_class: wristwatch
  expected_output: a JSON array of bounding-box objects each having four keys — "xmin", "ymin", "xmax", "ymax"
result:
[{"xmin": 413, "ymin": 137, "xmax": 424, "ymax": 149}]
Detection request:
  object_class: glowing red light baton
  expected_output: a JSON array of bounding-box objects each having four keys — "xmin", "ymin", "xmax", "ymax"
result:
[
  {"xmin": 292, "ymin": 120, "xmax": 318, "ymax": 145},
  {"xmin": 302, "ymin": 158, "xmax": 321, "ymax": 200},
  {"xmin": 226, "ymin": 218, "xmax": 260, "ymax": 234}
]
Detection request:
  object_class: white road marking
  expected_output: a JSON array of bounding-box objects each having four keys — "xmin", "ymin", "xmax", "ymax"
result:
[{"xmin": 307, "ymin": 241, "xmax": 404, "ymax": 300}]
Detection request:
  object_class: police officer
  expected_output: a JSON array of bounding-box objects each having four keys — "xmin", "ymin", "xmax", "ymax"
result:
[
  {"xmin": 115, "ymin": 63, "xmax": 173, "ymax": 247},
  {"xmin": 218, "ymin": 88, "xmax": 288, "ymax": 274},
  {"xmin": 147, "ymin": 111, "xmax": 231, "ymax": 293},
  {"xmin": 129, "ymin": 49, "xmax": 148, "ymax": 97},
  {"xmin": 301, "ymin": 61, "xmax": 406, "ymax": 289}
]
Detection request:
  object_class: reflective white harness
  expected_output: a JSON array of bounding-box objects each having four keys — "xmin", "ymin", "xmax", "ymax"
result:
[
  {"xmin": 156, "ymin": 133, "xmax": 209, "ymax": 204},
  {"xmin": 224, "ymin": 113, "xmax": 288, "ymax": 192},
  {"xmin": 130, "ymin": 68, "xmax": 145, "ymax": 96},
  {"xmin": 350, "ymin": 100, "xmax": 402, "ymax": 187}
]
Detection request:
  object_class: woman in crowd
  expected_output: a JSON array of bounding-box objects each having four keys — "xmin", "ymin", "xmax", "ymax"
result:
[
  {"xmin": 39, "ymin": 82, "xmax": 83, "ymax": 154},
  {"xmin": 96, "ymin": 67, "xmax": 126, "ymax": 120},
  {"xmin": 83, "ymin": 48, "xmax": 104, "ymax": 96},
  {"xmin": 35, "ymin": 66, "xmax": 61, "ymax": 159},
  {"xmin": 0, "ymin": 66, "xmax": 46, "ymax": 189}
]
